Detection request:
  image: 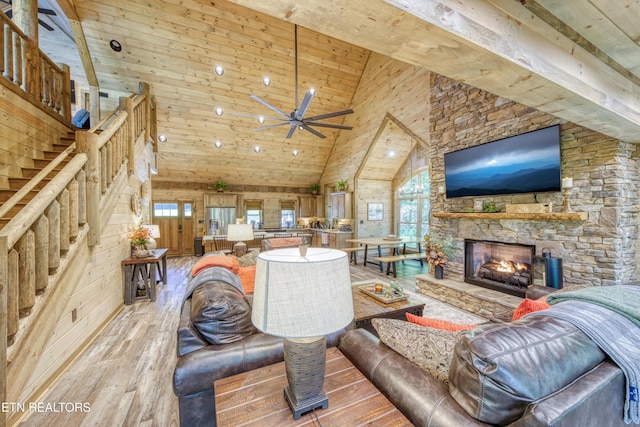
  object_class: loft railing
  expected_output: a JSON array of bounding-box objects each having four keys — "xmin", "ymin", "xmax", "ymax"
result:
[{"xmin": 1, "ymin": 12, "xmax": 71, "ymax": 121}]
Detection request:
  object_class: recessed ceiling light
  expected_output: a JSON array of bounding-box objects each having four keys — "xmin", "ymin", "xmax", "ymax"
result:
[
  {"xmin": 388, "ymin": 149, "xmax": 396, "ymax": 158},
  {"xmin": 262, "ymin": 76, "xmax": 271, "ymax": 86},
  {"xmin": 292, "ymin": 149, "xmax": 299, "ymax": 157},
  {"xmin": 214, "ymin": 65, "xmax": 224, "ymax": 76},
  {"xmin": 258, "ymin": 116, "xmax": 265, "ymax": 124},
  {"xmin": 254, "ymin": 145, "xmax": 261, "ymax": 153},
  {"xmin": 158, "ymin": 134, "xmax": 167, "ymax": 143},
  {"xmin": 109, "ymin": 40, "xmax": 122, "ymax": 52},
  {"xmin": 214, "ymin": 140, "xmax": 222, "ymax": 148},
  {"xmin": 309, "ymin": 87, "xmax": 315, "ymax": 95},
  {"xmin": 215, "ymin": 107, "xmax": 224, "ymax": 116}
]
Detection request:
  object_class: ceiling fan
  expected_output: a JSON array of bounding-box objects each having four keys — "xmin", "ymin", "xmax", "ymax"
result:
[
  {"xmin": 1, "ymin": 0, "xmax": 57, "ymax": 31},
  {"xmin": 237, "ymin": 25, "xmax": 354, "ymax": 139}
]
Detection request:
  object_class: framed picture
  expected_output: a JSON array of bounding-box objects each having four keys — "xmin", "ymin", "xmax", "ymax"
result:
[{"xmin": 367, "ymin": 203, "xmax": 383, "ymax": 221}]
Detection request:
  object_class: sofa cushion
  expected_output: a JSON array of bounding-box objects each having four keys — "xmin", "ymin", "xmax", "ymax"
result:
[
  {"xmin": 191, "ymin": 255, "xmax": 239, "ymax": 277},
  {"xmin": 190, "ymin": 281, "xmax": 255, "ymax": 345},
  {"xmin": 511, "ymin": 296, "xmax": 550, "ymax": 321},
  {"xmin": 406, "ymin": 313, "xmax": 479, "ymax": 331},
  {"xmin": 238, "ymin": 265, "xmax": 256, "ymax": 294},
  {"xmin": 372, "ymin": 318, "xmax": 463, "ymax": 383},
  {"xmin": 448, "ymin": 316, "xmax": 607, "ymax": 425}
]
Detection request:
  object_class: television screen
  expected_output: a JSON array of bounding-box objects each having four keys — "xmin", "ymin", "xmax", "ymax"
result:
[{"xmin": 444, "ymin": 125, "xmax": 561, "ymax": 198}]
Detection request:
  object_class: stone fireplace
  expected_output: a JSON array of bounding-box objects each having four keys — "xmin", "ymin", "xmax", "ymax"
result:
[{"xmin": 464, "ymin": 239, "xmax": 535, "ymax": 297}]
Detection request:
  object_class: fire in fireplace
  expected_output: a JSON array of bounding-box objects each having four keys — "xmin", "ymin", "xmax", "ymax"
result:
[{"xmin": 464, "ymin": 239, "xmax": 535, "ymax": 297}]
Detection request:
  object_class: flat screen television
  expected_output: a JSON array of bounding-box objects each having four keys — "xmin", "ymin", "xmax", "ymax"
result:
[{"xmin": 444, "ymin": 125, "xmax": 561, "ymax": 199}]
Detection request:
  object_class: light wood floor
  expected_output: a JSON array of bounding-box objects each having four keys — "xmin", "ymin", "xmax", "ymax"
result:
[{"xmin": 18, "ymin": 255, "xmax": 427, "ymax": 427}]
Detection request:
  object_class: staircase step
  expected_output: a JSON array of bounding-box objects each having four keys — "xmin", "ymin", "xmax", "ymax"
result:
[
  {"xmin": 33, "ymin": 157, "xmax": 72, "ymax": 168},
  {"xmin": 8, "ymin": 178, "xmax": 49, "ymax": 190},
  {"xmin": 1, "ymin": 204, "xmax": 26, "ymax": 219},
  {"xmin": 22, "ymin": 165, "xmax": 65, "ymax": 178},
  {"xmin": 0, "ymin": 190, "xmax": 38, "ymax": 203}
]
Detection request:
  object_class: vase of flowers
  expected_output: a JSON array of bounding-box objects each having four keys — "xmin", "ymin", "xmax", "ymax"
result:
[
  {"xmin": 423, "ymin": 233, "xmax": 455, "ymax": 279},
  {"xmin": 128, "ymin": 225, "xmax": 151, "ymax": 258}
]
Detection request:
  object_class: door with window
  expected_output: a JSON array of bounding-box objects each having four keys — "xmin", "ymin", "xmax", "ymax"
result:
[{"xmin": 152, "ymin": 200, "xmax": 194, "ymax": 256}]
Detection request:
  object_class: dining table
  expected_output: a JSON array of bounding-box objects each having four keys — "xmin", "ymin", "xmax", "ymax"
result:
[{"xmin": 345, "ymin": 236, "xmax": 422, "ymax": 271}]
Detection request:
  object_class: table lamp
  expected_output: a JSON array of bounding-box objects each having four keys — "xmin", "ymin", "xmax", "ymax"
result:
[
  {"xmin": 226, "ymin": 223, "xmax": 254, "ymax": 256},
  {"xmin": 251, "ymin": 247, "xmax": 353, "ymax": 419},
  {"xmin": 143, "ymin": 224, "xmax": 161, "ymax": 253}
]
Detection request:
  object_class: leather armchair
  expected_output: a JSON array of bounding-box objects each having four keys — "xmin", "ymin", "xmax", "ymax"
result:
[{"xmin": 173, "ymin": 277, "xmax": 344, "ymax": 427}]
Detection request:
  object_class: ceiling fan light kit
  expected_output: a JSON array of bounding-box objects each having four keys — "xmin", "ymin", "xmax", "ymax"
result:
[{"xmin": 237, "ymin": 24, "xmax": 354, "ymax": 139}]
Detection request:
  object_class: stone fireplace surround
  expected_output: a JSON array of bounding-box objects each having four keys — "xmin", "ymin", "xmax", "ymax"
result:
[{"xmin": 426, "ymin": 75, "xmax": 639, "ymax": 289}]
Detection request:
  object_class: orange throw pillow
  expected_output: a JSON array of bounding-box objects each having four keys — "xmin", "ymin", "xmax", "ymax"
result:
[
  {"xmin": 191, "ymin": 255, "xmax": 239, "ymax": 277},
  {"xmin": 406, "ymin": 312, "xmax": 478, "ymax": 332},
  {"xmin": 511, "ymin": 296, "xmax": 550, "ymax": 321},
  {"xmin": 238, "ymin": 265, "xmax": 256, "ymax": 294}
]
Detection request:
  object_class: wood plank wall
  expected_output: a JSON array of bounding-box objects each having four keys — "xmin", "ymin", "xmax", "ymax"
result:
[{"xmin": 320, "ymin": 53, "xmax": 432, "ymax": 190}]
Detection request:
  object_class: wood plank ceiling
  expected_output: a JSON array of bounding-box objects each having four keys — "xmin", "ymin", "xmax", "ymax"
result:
[
  {"xmin": 69, "ymin": 0, "xmax": 370, "ymax": 188},
  {"xmin": 26, "ymin": 0, "xmax": 640, "ymax": 188}
]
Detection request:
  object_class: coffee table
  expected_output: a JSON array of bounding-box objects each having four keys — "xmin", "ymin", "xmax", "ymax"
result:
[
  {"xmin": 214, "ymin": 347, "xmax": 410, "ymax": 426},
  {"xmin": 351, "ymin": 281, "xmax": 425, "ymax": 336}
]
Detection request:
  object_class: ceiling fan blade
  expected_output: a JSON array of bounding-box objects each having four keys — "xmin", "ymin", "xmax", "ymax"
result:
[
  {"xmin": 304, "ymin": 109, "xmax": 354, "ymax": 122},
  {"xmin": 294, "ymin": 91, "xmax": 314, "ymax": 121},
  {"xmin": 300, "ymin": 124, "xmax": 327, "ymax": 139},
  {"xmin": 254, "ymin": 123, "xmax": 290, "ymax": 130},
  {"xmin": 38, "ymin": 8, "xmax": 56, "ymax": 16},
  {"xmin": 232, "ymin": 112, "xmax": 289, "ymax": 122},
  {"xmin": 38, "ymin": 18, "xmax": 54, "ymax": 31},
  {"xmin": 304, "ymin": 122, "xmax": 353, "ymax": 130},
  {"xmin": 286, "ymin": 124, "xmax": 297, "ymax": 139},
  {"xmin": 250, "ymin": 94, "xmax": 291, "ymax": 119}
]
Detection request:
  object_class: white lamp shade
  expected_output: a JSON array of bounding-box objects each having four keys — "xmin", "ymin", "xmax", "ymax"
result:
[
  {"xmin": 226, "ymin": 223, "xmax": 254, "ymax": 241},
  {"xmin": 144, "ymin": 224, "xmax": 161, "ymax": 238},
  {"xmin": 251, "ymin": 248, "xmax": 354, "ymax": 338}
]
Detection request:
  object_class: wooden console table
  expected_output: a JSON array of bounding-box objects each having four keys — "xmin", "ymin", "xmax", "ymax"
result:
[
  {"xmin": 121, "ymin": 248, "xmax": 168, "ymax": 304},
  {"xmin": 214, "ymin": 347, "xmax": 409, "ymax": 426}
]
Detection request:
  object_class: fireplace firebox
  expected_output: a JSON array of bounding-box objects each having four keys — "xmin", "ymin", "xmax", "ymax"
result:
[{"xmin": 464, "ymin": 239, "xmax": 535, "ymax": 297}]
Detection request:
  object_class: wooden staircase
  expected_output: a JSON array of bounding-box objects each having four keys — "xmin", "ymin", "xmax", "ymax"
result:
[{"xmin": 1, "ymin": 133, "xmax": 76, "ymax": 229}]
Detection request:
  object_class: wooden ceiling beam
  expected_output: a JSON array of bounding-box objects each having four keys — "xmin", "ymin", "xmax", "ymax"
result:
[{"xmin": 225, "ymin": 0, "xmax": 640, "ymax": 142}]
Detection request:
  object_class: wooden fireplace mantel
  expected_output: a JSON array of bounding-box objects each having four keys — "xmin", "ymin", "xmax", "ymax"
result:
[{"xmin": 433, "ymin": 211, "xmax": 588, "ymax": 221}]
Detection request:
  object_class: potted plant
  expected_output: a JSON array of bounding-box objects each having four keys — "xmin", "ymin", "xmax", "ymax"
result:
[
  {"xmin": 423, "ymin": 233, "xmax": 455, "ymax": 279},
  {"xmin": 214, "ymin": 180, "xmax": 228, "ymax": 192},
  {"xmin": 128, "ymin": 225, "xmax": 151, "ymax": 258},
  {"xmin": 310, "ymin": 183, "xmax": 320, "ymax": 195},
  {"xmin": 335, "ymin": 179, "xmax": 348, "ymax": 192}
]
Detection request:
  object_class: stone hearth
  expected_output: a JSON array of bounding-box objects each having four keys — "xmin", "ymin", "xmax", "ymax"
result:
[{"xmin": 415, "ymin": 274, "xmax": 523, "ymax": 320}]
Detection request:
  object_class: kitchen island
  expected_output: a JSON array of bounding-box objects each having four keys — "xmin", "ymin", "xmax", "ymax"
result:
[{"xmin": 202, "ymin": 228, "xmax": 352, "ymax": 252}]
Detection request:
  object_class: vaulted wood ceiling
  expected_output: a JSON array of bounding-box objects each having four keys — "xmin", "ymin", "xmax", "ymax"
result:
[{"xmin": 35, "ymin": 0, "xmax": 640, "ymax": 187}]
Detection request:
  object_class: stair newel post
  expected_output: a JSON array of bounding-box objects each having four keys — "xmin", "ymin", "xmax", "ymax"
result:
[
  {"xmin": 76, "ymin": 131, "xmax": 101, "ymax": 246},
  {"xmin": 12, "ymin": 0, "xmax": 40, "ymax": 99},
  {"xmin": 119, "ymin": 96, "xmax": 135, "ymax": 176},
  {"xmin": 60, "ymin": 63, "xmax": 71, "ymax": 121},
  {"xmin": 139, "ymin": 82, "xmax": 151, "ymax": 143}
]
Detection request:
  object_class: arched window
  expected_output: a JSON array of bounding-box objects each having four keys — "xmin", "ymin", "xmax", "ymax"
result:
[{"xmin": 398, "ymin": 170, "xmax": 430, "ymax": 248}]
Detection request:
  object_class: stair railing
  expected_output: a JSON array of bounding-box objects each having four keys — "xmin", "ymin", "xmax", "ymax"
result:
[{"xmin": 0, "ymin": 83, "xmax": 152, "ymax": 426}]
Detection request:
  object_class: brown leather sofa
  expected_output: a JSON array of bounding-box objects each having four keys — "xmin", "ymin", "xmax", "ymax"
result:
[
  {"xmin": 339, "ymin": 314, "xmax": 628, "ymax": 426},
  {"xmin": 172, "ymin": 266, "xmax": 343, "ymax": 427}
]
